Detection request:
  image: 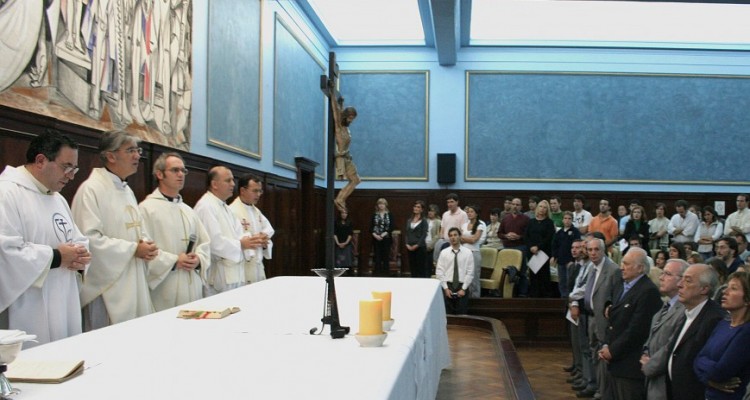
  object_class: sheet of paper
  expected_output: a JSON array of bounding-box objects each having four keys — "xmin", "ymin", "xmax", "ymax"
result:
[{"xmin": 528, "ymin": 250, "xmax": 549, "ymax": 274}]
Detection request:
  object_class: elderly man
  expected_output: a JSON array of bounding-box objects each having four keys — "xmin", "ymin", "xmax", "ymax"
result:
[
  {"xmin": 195, "ymin": 166, "xmax": 256, "ymax": 295},
  {"xmin": 640, "ymin": 259, "xmax": 690, "ymax": 400},
  {"xmin": 0, "ymin": 131, "xmax": 91, "ymax": 347},
  {"xmin": 229, "ymin": 174, "xmax": 274, "ymax": 284},
  {"xmin": 668, "ymin": 264, "xmax": 725, "ymax": 400},
  {"xmin": 576, "ymin": 237, "xmax": 621, "ymax": 398},
  {"xmin": 139, "ymin": 152, "xmax": 210, "ymax": 311},
  {"xmin": 73, "ymin": 130, "xmax": 160, "ymax": 330},
  {"xmin": 598, "ymin": 247, "xmax": 662, "ymax": 400}
]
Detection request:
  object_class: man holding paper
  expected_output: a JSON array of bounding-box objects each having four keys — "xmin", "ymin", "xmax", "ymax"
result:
[
  {"xmin": 139, "ymin": 153, "xmax": 210, "ymax": 311},
  {"xmin": 435, "ymin": 227, "xmax": 474, "ymax": 315},
  {"xmin": 0, "ymin": 131, "xmax": 91, "ymax": 347}
]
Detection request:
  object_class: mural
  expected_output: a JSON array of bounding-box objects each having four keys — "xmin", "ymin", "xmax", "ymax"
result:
[{"xmin": 0, "ymin": 0, "xmax": 193, "ymax": 149}]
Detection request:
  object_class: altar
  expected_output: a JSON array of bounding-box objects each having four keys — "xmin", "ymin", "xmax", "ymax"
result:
[{"xmin": 10, "ymin": 276, "xmax": 451, "ymax": 400}]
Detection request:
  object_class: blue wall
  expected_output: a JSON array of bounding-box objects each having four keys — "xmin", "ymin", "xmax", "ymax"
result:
[{"xmin": 189, "ymin": 1, "xmax": 750, "ymax": 193}]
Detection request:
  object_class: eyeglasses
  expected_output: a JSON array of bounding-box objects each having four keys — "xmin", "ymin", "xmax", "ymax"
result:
[
  {"xmin": 166, "ymin": 167, "xmax": 188, "ymax": 175},
  {"xmin": 250, "ymin": 189, "xmax": 263, "ymax": 194},
  {"xmin": 119, "ymin": 147, "xmax": 143, "ymax": 155},
  {"xmin": 662, "ymin": 270, "xmax": 682, "ymax": 278},
  {"xmin": 54, "ymin": 160, "xmax": 79, "ymax": 176}
]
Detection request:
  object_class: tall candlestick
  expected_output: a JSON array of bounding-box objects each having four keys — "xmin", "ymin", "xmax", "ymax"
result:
[
  {"xmin": 359, "ymin": 299, "xmax": 383, "ymax": 335},
  {"xmin": 372, "ymin": 291, "xmax": 392, "ymax": 321}
]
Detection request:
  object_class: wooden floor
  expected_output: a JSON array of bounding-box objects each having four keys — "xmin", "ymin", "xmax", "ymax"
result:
[{"xmin": 437, "ymin": 325, "xmax": 577, "ymax": 400}]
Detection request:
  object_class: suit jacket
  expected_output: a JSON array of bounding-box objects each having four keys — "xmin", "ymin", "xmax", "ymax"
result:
[
  {"xmin": 590, "ymin": 257, "xmax": 621, "ymax": 344},
  {"xmin": 668, "ymin": 299, "xmax": 726, "ymax": 400},
  {"xmin": 642, "ymin": 300, "xmax": 686, "ymax": 400},
  {"xmin": 605, "ymin": 275, "xmax": 663, "ymax": 379}
]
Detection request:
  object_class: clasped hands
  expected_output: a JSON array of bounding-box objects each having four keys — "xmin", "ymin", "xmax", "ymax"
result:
[
  {"xmin": 709, "ymin": 377, "xmax": 741, "ymax": 393},
  {"xmin": 58, "ymin": 243, "xmax": 91, "ymax": 271},
  {"xmin": 240, "ymin": 233, "xmax": 270, "ymax": 249}
]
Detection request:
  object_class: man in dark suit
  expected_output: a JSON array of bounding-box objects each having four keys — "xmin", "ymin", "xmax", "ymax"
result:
[
  {"xmin": 640, "ymin": 259, "xmax": 690, "ymax": 400},
  {"xmin": 577, "ymin": 237, "xmax": 621, "ymax": 398},
  {"xmin": 599, "ymin": 247, "xmax": 663, "ymax": 400},
  {"xmin": 667, "ymin": 264, "xmax": 726, "ymax": 400}
]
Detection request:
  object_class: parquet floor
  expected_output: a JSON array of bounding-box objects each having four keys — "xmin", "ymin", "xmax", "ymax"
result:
[{"xmin": 438, "ymin": 324, "xmax": 577, "ymax": 400}]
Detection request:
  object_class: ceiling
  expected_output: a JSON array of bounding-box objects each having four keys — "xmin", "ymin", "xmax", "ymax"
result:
[{"xmin": 297, "ymin": 0, "xmax": 750, "ymax": 66}]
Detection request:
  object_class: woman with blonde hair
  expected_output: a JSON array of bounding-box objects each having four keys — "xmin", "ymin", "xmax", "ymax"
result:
[
  {"xmin": 371, "ymin": 198, "xmax": 393, "ymax": 276},
  {"xmin": 525, "ymin": 200, "xmax": 556, "ymax": 297}
]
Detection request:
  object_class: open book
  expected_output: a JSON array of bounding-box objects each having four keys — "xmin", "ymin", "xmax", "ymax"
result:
[{"xmin": 6, "ymin": 359, "xmax": 84, "ymax": 383}]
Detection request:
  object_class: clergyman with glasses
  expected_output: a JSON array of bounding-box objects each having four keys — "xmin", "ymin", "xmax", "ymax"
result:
[
  {"xmin": 72, "ymin": 130, "xmax": 162, "ymax": 330},
  {"xmin": 229, "ymin": 174, "xmax": 274, "ymax": 284},
  {"xmin": 139, "ymin": 152, "xmax": 211, "ymax": 311},
  {"xmin": 0, "ymin": 130, "xmax": 91, "ymax": 348}
]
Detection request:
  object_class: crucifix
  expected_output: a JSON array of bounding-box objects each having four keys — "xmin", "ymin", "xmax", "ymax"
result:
[{"xmin": 309, "ymin": 52, "xmax": 350, "ymax": 339}]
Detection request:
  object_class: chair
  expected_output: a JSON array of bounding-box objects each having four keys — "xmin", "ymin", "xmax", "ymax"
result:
[
  {"xmin": 479, "ymin": 247, "xmax": 499, "ymax": 280},
  {"xmin": 495, "ymin": 249, "xmax": 523, "ymax": 299},
  {"xmin": 650, "ymin": 248, "xmax": 661, "ymax": 260}
]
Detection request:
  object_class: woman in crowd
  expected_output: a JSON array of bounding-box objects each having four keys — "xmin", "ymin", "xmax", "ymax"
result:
[
  {"xmin": 624, "ymin": 205, "xmax": 650, "ymax": 249},
  {"xmin": 405, "ymin": 200, "xmax": 429, "ymax": 278},
  {"xmin": 425, "ymin": 204, "xmax": 441, "ymax": 275},
  {"xmin": 484, "ymin": 208, "xmax": 503, "ymax": 249},
  {"xmin": 709, "ymin": 258, "xmax": 730, "ymax": 303},
  {"xmin": 695, "ymin": 206, "xmax": 724, "ymax": 260},
  {"xmin": 525, "ymin": 200, "xmax": 556, "ymax": 298},
  {"xmin": 694, "ymin": 271, "xmax": 750, "ymax": 399},
  {"xmin": 669, "ymin": 243, "xmax": 687, "ymax": 261},
  {"xmin": 370, "ymin": 198, "xmax": 393, "ymax": 276},
  {"xmin": 461, "ymin": 204, "xmax": 486, "ymax": 298},
  {"xmin": 334, "ymin": 209, "xmax": 354, "ymax": 269}
]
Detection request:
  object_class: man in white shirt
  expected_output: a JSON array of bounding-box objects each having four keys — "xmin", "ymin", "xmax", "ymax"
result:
[
  {"xmin": 724, "ymin": 194, "xmax": 750, "ymax": 242},
  {"xmin": 229, "ymin": 174, "xmax": 274, "ymax": 284},
  {"xmin": 139, "ymin": 153, "xmax": 211, "ymax": 311},
  {"xmin": 667, "ymin": 200, "xmax": 699, "ymax": 244},
  {"xmin": 195, "ymin": 166, "xmax": 255, "ymax": 295},
  {"xmin": 0, "ymin": 131, "xmax": 91, "ymax": 347},
  {"xmin": 72, "ymin": 130, "xmax": 160, "ymax": 330},
  {"xmin": 436, "ymin": 227, "xmax": 474, "ymax": 315},
  {"xmin": 572, "ymin": 194, "xmax": 592, "ymax": 234}
]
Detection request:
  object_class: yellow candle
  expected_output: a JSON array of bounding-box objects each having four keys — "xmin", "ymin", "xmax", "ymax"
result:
[
  {"xmin": 372, "ymin": 291, "xmax": 392, "ymax": 321},
  {"xmin": 359, "ymin": 299, "xmax": 383, "ymax": 335}
]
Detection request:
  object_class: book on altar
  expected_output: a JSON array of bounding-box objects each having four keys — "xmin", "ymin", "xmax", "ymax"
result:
[
  {"xmin": 177, "ymin": 307, "xmax": 241, "ymax": 319},
  {"xmin": 6, "ymin": 359, "xmax": 84, "ymax": 383}
]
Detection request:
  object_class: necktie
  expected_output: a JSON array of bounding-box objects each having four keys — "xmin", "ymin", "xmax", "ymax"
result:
[
  {"xmin": 584, "ymin": 267, "xmax": 598, "ymax": 314},
  {"xmin": 452, "ymin": 250, "xmax": 461, "ymax": 292}
]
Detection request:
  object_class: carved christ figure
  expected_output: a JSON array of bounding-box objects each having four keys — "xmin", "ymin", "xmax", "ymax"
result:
[{"xmin": 329, "ymin": 85, "xmax": 361, "ymax": 213}]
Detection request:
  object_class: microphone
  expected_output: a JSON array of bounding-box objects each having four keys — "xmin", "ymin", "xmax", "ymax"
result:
[{"xmin": 186, "ymin": 234, "xmax": 197, "ymax": 254}]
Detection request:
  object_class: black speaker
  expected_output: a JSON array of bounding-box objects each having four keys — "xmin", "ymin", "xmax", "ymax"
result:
[{"xmin": 437, "ymin": 153, "xmax": 456, "ymax": 184}]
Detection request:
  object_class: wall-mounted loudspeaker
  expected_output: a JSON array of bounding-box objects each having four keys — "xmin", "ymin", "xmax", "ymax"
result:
[{"xmin": 437, "ymin": 153, "xmax": 456, "ymax": 184}]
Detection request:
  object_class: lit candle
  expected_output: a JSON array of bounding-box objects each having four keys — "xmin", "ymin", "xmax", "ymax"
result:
[
  {"xmin": 359, "ymin": 299, "xmax": 383, "ymax": 335},
  {"xmin": 372, "ymin": 291, "xmax": 392, "ymax": 321}
]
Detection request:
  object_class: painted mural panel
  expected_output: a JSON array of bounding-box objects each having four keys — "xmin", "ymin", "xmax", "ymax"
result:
[
  {"xmin": 0, "ymin": 0, "xmax": 193, "ymax": 149},
  {"xmin": 339, "ymin": 71, "xmax": 429, "ymax": 180},
  {"xmin": 467, "ymin": 72, "xmax": 750, "ymax": 184},
  {"xmin": 207, "ymin": 0, "xmax": 261, "ymax": 158},
  {"xmin": 272, "ymin": 15, "xmax": 324, "ymax": 175}
]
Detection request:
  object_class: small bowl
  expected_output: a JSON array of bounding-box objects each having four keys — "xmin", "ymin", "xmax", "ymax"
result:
[
  {"xmin": 0, "ymin": 343, "xmax": 23, "ymax": 364},
  {"xmin": 355, "ymin": 332, "xmax": 387, "ymax": 347},
  {"xmin": 382, "ymin": 319, "xmax": 395, "ymax": 332}
]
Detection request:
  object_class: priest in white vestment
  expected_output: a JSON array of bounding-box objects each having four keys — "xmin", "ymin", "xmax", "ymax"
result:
[
  {"xmin": 72, "ymin": 131, "xmax": 163, "ymax": 330},
  {"xmin": 0, "ymin": 131, "xmax": 91, "ymax": 348},
  {"xmin": 139, "ymin": 153, "xmax": 210, "ymax": 311},
  {"xmin": 195, "ymin": 166, "xmax": 256, "ymax": 296},
  {"xmin": 229, "ymin": 174, "xmax": 274, "ymax": 284}
]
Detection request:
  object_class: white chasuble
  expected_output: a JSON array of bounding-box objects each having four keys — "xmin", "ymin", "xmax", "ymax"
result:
[
  {"xmin": 72, "ymin": 168, "xmax": 156, "ymax": 324},
  {"xmin": 0, "ymin": 166, "xmax": 89, "ymax": 347},
  {"xmin": 140, "ymin": 189, "xmax": 210, "ymax": 311},
  {"xmin": 194, "ymin": 191, "xmax": 245, "ymax": 292},
  {"xmin": 229, "ymin": 198, "xmax": 274, "ymax": 283}
]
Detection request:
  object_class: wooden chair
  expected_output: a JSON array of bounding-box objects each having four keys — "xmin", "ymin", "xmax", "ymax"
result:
[{"xmin": 494, "ymin": 248, "xmax": 524, "ymax": 298}]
